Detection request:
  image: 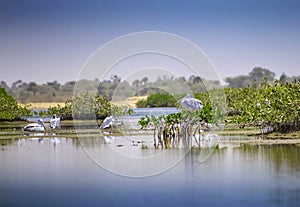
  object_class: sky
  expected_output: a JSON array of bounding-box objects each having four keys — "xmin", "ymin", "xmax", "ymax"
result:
[{"xmin": 1, "ymin": 0, "xmax": 300, "ymax": 85}]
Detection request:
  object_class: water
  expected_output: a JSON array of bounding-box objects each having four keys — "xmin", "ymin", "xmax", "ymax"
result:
[
  {"xmin": 0, "ymin": 137, "xmax": 299, "ymax": 207},
  {"xmin": 130, "ymin": 107, "xmax": 180, "ymax": 117},
  {"xmin": 112, "ymin": 107, "xmax": 181, "ymax": 130}
]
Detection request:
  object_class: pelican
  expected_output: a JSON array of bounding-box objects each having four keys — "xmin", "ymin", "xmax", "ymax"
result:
[
  {"xmin": 100, "ymin": 116, "xmax": 123, "ymax": 129},
  {"xmin": 50, "ymin": 114, "xmax": 61, "ymax": 129},
  {"xmin": 100, "ymin": 116, "xmax": 114, "ymax": 129},
  {"xmin": 23, "ymin": 119, "xmax": 46, "ymax": 132},
  {"xmin": 181, "ymin": 94, "xmax": 203, "ymax": 110}
]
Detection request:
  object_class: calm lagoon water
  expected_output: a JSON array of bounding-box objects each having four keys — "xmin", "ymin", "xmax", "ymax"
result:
[{"xmin": 1, "ymin": 136, "xmax": 300, "ymax": 207}]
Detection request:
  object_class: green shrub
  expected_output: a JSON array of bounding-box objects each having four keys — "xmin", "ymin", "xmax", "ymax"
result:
[
  {"xmin": 0, "ymin": 87, "xmax": 30, "ymax": 120},
  {"xmin": 136, "ymin": 93, "xmax": 177, "ymax": 108}
]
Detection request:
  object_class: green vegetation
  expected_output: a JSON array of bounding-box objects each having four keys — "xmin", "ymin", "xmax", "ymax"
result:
[
  {"xmin": 138, "ymin": 116, "xmax": 151, "ymax": 129},
  {"xmin": 0, "ymin": 83, "xmax": 132, "ymax": 121},
  {"xmin": 226, "ymin": 80, "xmax": 300, "ymax": 133},
  {"xmin": 0, "ymin": 87, "xmax": 30, "ymax": 121},
  {"xmin": 41, "ymin": 93, "xmax": 132, "ymax": 120},
  {"xmin": 138, "ymin": 80, "xmax": 300, "ymax": 134},
  {"xmin": 138, "ymin": 105, "xmax": 221, "ymax": 129},
  {"xmin": 136, "ymin": 93, "xmax": 178, "ymax": 108}
]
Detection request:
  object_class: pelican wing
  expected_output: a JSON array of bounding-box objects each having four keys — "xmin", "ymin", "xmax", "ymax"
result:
[
  {"xmin": 24, "ymin": 123, "xmax": 45, "ymax": 132},
  {"xmin": 100, "ymin": 116, "xmax": 114, "ymax": 129}
]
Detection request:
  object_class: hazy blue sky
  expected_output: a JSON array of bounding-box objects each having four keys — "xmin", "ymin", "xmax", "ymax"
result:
[{"xmin": 1, "ymin": 0, "xmax": 299, "ymax": 85}]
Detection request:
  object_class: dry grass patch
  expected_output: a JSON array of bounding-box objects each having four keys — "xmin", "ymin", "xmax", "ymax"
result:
[
  {"xmin": 112, "ymin": 96, "xmax": 147, "ymax": 108},
  {"xmin": 19, "ymin": 102, "xmax": 65, "ymax": 110}
]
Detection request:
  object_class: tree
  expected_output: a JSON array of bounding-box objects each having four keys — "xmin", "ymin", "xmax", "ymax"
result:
[
  {"xmin": 225, "ymin": 67, "xmax": 276, "ymax": 88},
  {"xmin": 45, "ymin": 93, "xmax": 130, "ymax": 120},
  {"xmin": 188, "ymin": 75, "xmax": 196, "ymax": 83},
  {"xmin": 279, "ymin": 73, "xmax": 288, "ymax": 84},
  {"xmin": 177, "ymin": 76, "xmax": 186, "ymax": 83},
  {"xmin": 193, "ymin": 76, "xmax": 202, "ymax": 84},
  {"xmin": 0, "ymin": 87, "xmax": 30, "ymax": 120},
  {"xmin": 136, "ymin": 93, "xmax": 177, "ymax": 108},
  {"xmin": 111, "ymin": 75, "xmax": 121, "ymax": 84},
  {"xmin": 0, "ymin": 81, "xmax": 10, "ymax": 92},
  {"xmin": 47, "ymin": 81, "xmax": 61, "ymax": 90},
  {"xmin": 61, "ymin": 81, "xmax": 75, "ymax": 92},
  {"xmin": 249, "ymin": 67, "xmax": 275, "ymax": 82},
  {"xmin": 132, "ymin": 80, "xmax": 140, "ymax": 96},
  {"xmin": 141, "ymin": 77, "xmax": 149, "ymax": 86},
  {"xmin": 27, "ymin": 82, "xmax": 38, "ymax": 95},
  {"xmin": 11, "ymin": 79, "xmax": 23, "ymax": 89},
  {"xmin": 139, "ymin": 77, "xmax": 149, "ymax": 95},
  {"xmin": 225, "ymin": 75, "xmax": 250, "ymax": 88}
]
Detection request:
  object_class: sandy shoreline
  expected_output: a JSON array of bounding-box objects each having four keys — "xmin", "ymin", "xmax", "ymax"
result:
[
  {"xmin": 111, "ymin": 96, "xmax": 147, "ymax": 108},
  {"xmin": 18, "ymin": 102, "xmax": 65, "ymax": 109},
  {"xmin": 18, "ymin": 96, "xmax": 148, "ymax": 110}
]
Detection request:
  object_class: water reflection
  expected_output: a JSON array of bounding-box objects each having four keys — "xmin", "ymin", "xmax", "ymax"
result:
[
  {"xmin": 237, "ymin": 144, "xmax": 300, "ymax": 175},
  {"xmin": 1, "ymin": 137, "xmax": 300, "ymax": 174},
  {"xmin": 0, "ymin": 137, "xmax": 299, "ymax": 206}
]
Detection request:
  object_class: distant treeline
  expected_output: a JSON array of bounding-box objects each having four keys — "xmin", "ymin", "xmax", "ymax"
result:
[
  {"xmin": 225, "ymin": 67, "xmax": 300, "ymax": 88},
  {"xmin": 1, "ymin": 75, "xmax": 220, "ymax": 103},
  {"xmin": 1, "ymin": 67, "xmax": 299, "ymax": 104}
]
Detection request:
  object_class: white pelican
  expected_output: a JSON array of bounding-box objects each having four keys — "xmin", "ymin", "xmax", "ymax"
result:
[
  {"xmin": 100, "ymin": 116, "xmax": 123, "ymax": 129},
  {"xmin": 24, "ymin": 119, "xmax": 46, "ymax": 132},
  {"xmin": 181, "ymin": 94, "xmax": 203, "ymax": 110},
  {"xmin": 100, "ymin": 116, "xmax": 114, "ymax": 129},
  {"xmin": 50, "ymin": 114, "xmax": 61, "ymax": 129}
]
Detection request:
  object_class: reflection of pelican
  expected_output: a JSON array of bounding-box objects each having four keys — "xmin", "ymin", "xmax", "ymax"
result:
[
  {"xmin": 103, "ymin": 136, "xmax": 114, "ymax": 144},
  {"xmin": 181, "ymin": 94, "xmax": 203, "ymax": 110},
  {"xmin": 51, "ymin": 138, "xmax": 62, "ymax": 144},
  {"xmin": 101, "ymin": 131, "xmax": 114, "ymax": 144},
  {"xmin": 50, "ymin": 114, "xmax": 61, "ymax": 129},
  {"xmin": 100, "ymin": 116, "xmax": 123, "ymax": 129},
  {"xmin": 24, "ymin": 119, "xmax": 46, "ymax": 132}
]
